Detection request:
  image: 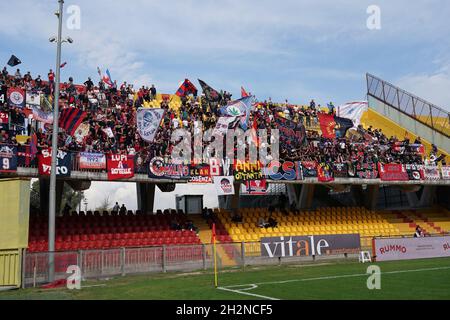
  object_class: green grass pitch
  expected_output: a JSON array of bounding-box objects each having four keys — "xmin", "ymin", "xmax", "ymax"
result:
[{"xmin": 1, "ymin": 257, "xmax": 450, "ymax": 300}]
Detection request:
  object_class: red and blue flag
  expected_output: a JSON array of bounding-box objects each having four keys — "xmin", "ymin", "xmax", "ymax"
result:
[{"xmin": 175, "ymin": 79, "xmax": 198, "ymax": 97}]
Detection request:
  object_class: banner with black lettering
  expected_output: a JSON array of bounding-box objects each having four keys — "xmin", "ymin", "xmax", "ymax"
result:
[
  {"xmin": 107, "ymin": 154, "xmax": 135, "ymax": 180},
  {"xmin": 405, "ymin": 164, "xmax": 424, "ymax": 181},
  {"xmin": 261, "ymin": 234, "xmax": 361, "ymax": 258},
  {"xmin": 38, "ymin": 148, "xmax": 71, "ymax": 177},
  {"xmin": 0, "ymin": 144, "xmax": 17, "ymax": 172}
]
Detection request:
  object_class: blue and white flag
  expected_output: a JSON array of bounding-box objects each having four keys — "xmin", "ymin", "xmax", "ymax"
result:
[
  {"xmin": 32, "ymin": 105, "xmax": 53, "ymax": 124},
  {"xmin": 136, "ymin": 108, "xmax": 165, "ymax": 143},
  {"xmin": 102, "ymin": 69, "xmax": 114, "ymax": 87}
]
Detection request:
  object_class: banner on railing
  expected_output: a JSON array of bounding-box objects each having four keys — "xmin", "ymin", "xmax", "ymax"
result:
[
  {"xmin": 423, "ymin": 165, "xmax": 441, "ymax": 180},
  {"xmin": 213, "ymin": 176, "xmax": 235, "ymax": 195},
  {"xmin": 79, "ymin": 152, "xmax": 106, "ymax": 170},
  {"xmin": 442, "ymin": 166, "xmax": 450, "ymax": 180},
  {"xmin": 0, "ymin": 144, "xmax": 17, "ymax": 172},
  {"xmin": 148, "ymin": 157, "xmax": 189, "ymax": 180},
  {"xmin": 188, "ymin": 164, "xmax": 212, "ymax": 184},
  {"xmin": 352, "ymin": 163, "xmax": 378, "ymax": 179},
  {"xmin": 405, "ymin": 164, "xmax": 424, "ymax": 181},
  {"xmin": 245, "ymin": 180, "xmax": 267, "ymax": 195},
  {"xmin": 332, "ymin": 163, "xmax": 348, "ymax": 178},
  {"xmin": 233, "ymin": 161, "xmax": 263, "ymax": 181},
  {"xmin": 38, "ymin": 148, "xmax": 71, "ymax": 176},
  {"xmin": 374, "ymin": 236, "xmax": 450, "ymax": 261},
  {"xmin": 301, "ymin": 161, "xmax": 318, "ymax": 178},
  {"xmin": 318, "ymin": 162, "xmax": 334, "ymax": 182},
  {"xmin": 378, "ymin": 163, "xmax": 409, "ymax": 181},
  {"xmin": 263, "ymin": 160, "xmax": 303, "ymax": 181},
  {"xmin": 107, "ymin": 154, "xmax": 134, "ymax": 180},
  {"xmin": 261, "ymin": 234, "xmax": 361, "ymax": 258}
]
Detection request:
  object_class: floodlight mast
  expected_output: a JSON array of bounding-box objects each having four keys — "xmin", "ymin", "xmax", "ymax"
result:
[{"xmin": 48, "ymin": 0, "xmax": 64, "ymax": 282}]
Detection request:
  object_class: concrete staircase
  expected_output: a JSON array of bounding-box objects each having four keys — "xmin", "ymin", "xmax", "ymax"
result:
[
  {"xmin": 397, "ymin": 211, "xmax": 445, "ymax": 235},
  {"xmin": 190, "ymin": 215, "xmax": 238, "ymax": 267}
]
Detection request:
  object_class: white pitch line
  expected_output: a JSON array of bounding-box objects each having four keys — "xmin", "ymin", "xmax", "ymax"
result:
[
  {"xmin": 80, "ymin": 284, "xmax": 107, "ymax": 288},
  {"xmin": 223, "ymin": 265, "xmax": 450, "ymax": 290},
  {"xmin": 217, "ymin": 286, "xmax": 280, "ymax": 301}
]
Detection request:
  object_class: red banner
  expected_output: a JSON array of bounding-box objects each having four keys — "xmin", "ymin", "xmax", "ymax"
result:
[
  {"xmin": 378, "ymin": 163, "xmax": 408, "ymax": 181},
  {"xmin": 37, "ymin": 148, "xmax": 71, "ymax": 176},
  {"xmin": 0, "ymin": 112, "xmax": 9, "ymax": 124},
  {"xmin": 318, "ymin": 113, "xmax": 336, "ymax": 139},
  {"xmin": 317, "ymin": 163, "xmax": 334, "ymax": 182},
  {"xmin": 107, "ymin": 154, "xmax": 134, "ymax": 180},
  {"xmin": 245, "ymin": 180, "xmax": 267, "ymax": 194}
]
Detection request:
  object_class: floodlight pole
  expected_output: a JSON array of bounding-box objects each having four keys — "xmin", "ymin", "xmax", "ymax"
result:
[{"xmin": 48, "ymin": 0, "xmax": 64, "ymax": 282}]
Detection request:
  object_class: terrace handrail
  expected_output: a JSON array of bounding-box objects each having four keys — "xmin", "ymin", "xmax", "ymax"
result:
[{"xmin": 366, "ymin": 73, "xmax": 450, "ymax": 138}]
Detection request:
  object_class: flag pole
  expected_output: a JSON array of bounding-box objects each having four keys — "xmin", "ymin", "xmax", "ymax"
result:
[{"xmin": 212, "ymin": 223, "xmax": 218, "ymax": 288}]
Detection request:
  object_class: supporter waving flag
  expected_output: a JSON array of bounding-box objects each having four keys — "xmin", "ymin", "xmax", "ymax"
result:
[
  {"xmin": 318, "ymin": 113, "xmax": 336, "ymax": 139},
  {"xmin": 198, "ymin": 79, "xmax": 220, "ymax": 102},
  {"xmin": 7, "ymin": 54, "xmax": 21, "ymax": 67},
  {"xmin": 241, "ymin": 86, "xmax": 250, "ymax": 98},
  {"xmin": 334, "ymin": 116, "xmax": 353, "ymax": 138},
  {"xmin": 175, "ymin": 79, "xmax": 198, "ymax": 97},
  {"xmin": 59, "ymin": 108, "xmax": 87, "ymax": 136},
  {"xmin": 101, "ymin": 69, "xmax": 114, "ymax": 87}
]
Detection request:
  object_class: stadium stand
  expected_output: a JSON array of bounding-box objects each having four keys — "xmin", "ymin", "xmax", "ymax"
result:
[
  {"xmin": 212, "ymin": 206, "xmax": 450, "ymax": 249},
  {"xmin": 27, "ymin": 211, "xmax": 201, "ymax": 252}
]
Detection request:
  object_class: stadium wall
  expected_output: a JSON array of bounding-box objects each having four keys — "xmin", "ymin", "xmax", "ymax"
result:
[
  {"xmin": 365, "ymin": 96, "xmax": 450, "ymax": 155},
  {"xmin": 0, "ymin": 178, "xmax": 30, "ymax": 287}
]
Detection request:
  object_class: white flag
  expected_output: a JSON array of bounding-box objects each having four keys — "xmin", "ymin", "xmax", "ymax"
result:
[
  {"xmin": 137, "ymin": 108, "xmax": 165, "ymax": 143},
  {"xmin": 102, "ymin": 127, "xmax": 114, "ymax": 138},
  {"xmin": 337, "ymin": 101, "xmax": 368, "ymax": 128},
  {"xmin": 213, "ymin": 176, "xmax": 235, "ymax": 195}
]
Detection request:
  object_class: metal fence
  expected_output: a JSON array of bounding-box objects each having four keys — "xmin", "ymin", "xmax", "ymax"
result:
[
  {"xmin": 366, "ymin": 73, "xmax": 450, "ymax": 137},
  {"xmin": 22, "ymin": 237, "xmax": 376, "ymax": 288}
]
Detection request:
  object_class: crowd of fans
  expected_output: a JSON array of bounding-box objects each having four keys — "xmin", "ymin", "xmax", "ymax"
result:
[{"xmin": 0, "ymin": 67, "xmax": 447, "ymax": 169}]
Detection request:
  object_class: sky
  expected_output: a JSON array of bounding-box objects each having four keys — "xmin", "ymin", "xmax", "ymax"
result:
[{"xmin": 1, "ymin": 0, "xmax": 449, "ymax": 210}]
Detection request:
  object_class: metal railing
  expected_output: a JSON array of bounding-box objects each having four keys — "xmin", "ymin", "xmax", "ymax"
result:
[
  {"xmin": 22, "ymin": 237, "xmax": 377, "ymax": 288},
  {"xmin": 366, "ymin": 73, "xmax": 450, "ymax": 137}
]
